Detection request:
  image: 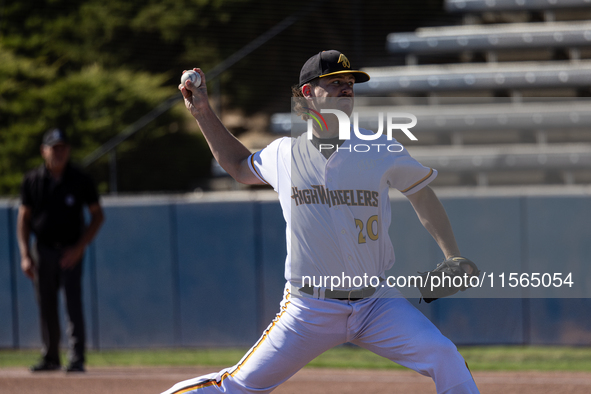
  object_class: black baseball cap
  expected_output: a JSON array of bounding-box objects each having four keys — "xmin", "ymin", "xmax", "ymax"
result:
[
  {"xmin": 299, "ymin": 50, "xmax": 370, "ymax": 87},
  {"xmin": 42, "ymin": 128, "xmax": 69, "ymax": 146}
]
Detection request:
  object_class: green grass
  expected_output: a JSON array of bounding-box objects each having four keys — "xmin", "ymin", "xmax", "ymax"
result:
[
  {"xmin": 460, "ymin": 346, "xmax": 591, "ymax": 371},
  {"xmin": 2, "ymin": 346, "xmax": 591, "ymax": 371},
  {"xmin": 0, "ymin": 348, "xmax": 248, "ymax": 368},
  {"xmin": 309, "ymin": 346, "xmax": 591, "ymax": 371}
]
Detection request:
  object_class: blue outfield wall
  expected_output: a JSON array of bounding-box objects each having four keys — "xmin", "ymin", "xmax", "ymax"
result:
[
  {"xmin": 0, "ymin": 204, "xmax": 15, "ymax": 348},
  {"xmin": 1, "ymin": 191, "xmax": 591, "ymax": 349},
  {"xmin": 525, "ymin": 197, "xmax": 591, "ymax": 345},
  {"xmin": 93, "ymin": 203, "xmax": 176, "ymax": 348},
  {"xmin": 175, "ymin": 201, "xmax": 259, "ymax": 347}
]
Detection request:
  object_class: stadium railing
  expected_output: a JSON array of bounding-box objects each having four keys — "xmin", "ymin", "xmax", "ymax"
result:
[
  {"xmin": 445, "ymin": 0, "xmax": 591, "ymax": 13},
  {"xmin": 387, "ymin": 21, "xmax": 591, "ymax": 62},
  {"xmin": 271, "ymin": 101, "xmax": 591, "ymax": 134},
  {"xmin": 408, "ymin": 143, "xmax": 591, "ymax": 172},
  {"xmin": 353, "ymin": 60, "xmax": 591, "ymax": 95}
]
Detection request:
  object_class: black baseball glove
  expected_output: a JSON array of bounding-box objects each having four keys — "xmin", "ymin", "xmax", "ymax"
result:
[{"xmin": 415, "ymin": 256, "xmax": 481, "ymax": 303}]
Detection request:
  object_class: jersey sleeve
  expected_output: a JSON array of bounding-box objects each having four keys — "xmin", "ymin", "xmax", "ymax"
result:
[
  {"xmin": 247, "ymin": 137, "xmax": 287, "ymax": 191},
  {"xmin": 386, "ymin": 151, "xmax": 438, "ymax": 196}
]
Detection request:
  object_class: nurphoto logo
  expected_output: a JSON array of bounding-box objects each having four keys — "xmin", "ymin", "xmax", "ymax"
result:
[{"xmin": 305, "ymin": 109, "xmax": 418, "ymax": 153}]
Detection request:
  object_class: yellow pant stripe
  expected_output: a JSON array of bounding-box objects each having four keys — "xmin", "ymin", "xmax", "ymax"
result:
[{"xmin": 171, "ymin": 290, "xmax": 292, "ymax": 393}]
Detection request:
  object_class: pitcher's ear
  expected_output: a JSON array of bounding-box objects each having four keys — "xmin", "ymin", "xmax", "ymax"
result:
[{"xmin": 302, "ymin": 84, "xmax": 311, "ymax": 97}]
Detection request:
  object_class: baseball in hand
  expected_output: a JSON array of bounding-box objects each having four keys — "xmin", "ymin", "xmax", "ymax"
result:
[{"xmin": 181, "ymin": 70, "xmax": 201, "ymax": 90}]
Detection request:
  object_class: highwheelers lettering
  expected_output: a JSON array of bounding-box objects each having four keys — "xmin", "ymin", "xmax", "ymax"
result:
[{"xmin": 291, "ymin": 185, "xmax": 378, "ymax": 207}]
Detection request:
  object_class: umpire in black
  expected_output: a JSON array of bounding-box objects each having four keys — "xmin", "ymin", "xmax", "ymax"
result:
[{"xmin": 17, "ymin": 128, "xmax": 104, "ymax": 373}]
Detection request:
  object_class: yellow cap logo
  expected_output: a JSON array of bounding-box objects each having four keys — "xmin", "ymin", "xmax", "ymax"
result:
[{"xmin": 338, "ymin": 54, "xmax": 351, "ymax": 69}]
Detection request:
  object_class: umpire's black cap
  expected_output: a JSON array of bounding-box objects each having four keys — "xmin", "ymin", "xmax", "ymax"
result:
[
  {"xmin": 42, "ymin": 128, "xmax": 69, "ymax": 146},
  {"xmin": 299, "ymin": 50, "xmax": 370, "ymax": 87}
]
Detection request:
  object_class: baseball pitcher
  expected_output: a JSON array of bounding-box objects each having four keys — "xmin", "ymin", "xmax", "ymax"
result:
[{"xmin": 162, "ymin": 50, "xmax": 480, "ymax": 394}]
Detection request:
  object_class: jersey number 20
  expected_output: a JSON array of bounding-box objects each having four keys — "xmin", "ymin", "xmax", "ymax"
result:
[{"xmin": 355, "ymin": 215, "xmax": 379, "ymax": 244}]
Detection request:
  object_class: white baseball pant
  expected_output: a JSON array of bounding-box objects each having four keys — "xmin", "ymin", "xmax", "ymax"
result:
[{"xmin": 161, "ymin": 285, "xmax": 479, "ymax": 394}]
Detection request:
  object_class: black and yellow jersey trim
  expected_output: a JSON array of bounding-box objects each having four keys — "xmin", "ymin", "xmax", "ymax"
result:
[
  {"xmin": 400, "ymin": 168, "xmax": 434, "ymax": 194},
  {"xmin": 249, "ymin": 153, "xmax": 269, "ymax": 185}
]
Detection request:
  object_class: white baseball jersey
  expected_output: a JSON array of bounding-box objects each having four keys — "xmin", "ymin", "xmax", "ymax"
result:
[{"xmin": 248, "ymin": 127, "xmax": 437, "ymax": 289}]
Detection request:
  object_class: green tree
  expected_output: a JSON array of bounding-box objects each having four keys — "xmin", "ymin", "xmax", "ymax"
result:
[
  {"xmin": 0, "ymin": 44, "xmax": 179, "ymax": 195},
  {"xmin": 0, "ymin": 0, "xmax": 446, "ymax": 195}
]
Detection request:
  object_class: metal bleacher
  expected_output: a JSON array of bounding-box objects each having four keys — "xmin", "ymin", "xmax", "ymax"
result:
[
  {"xmin": 268, "ymin": 0, "xmax": 591, "ymax": 187},
  {"xmin": 445, "ymin": 0, "xmax": 591, "ymax": 14},
  {"xmin": 355, "ymin": 60, "xmax": 591, "ymax": 95},
  {"xmin": 387, "ymin": 21, "xmax": 591, "ymax": 64}
]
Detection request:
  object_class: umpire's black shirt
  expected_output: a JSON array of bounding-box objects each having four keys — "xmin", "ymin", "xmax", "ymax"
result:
[{"xmin": 20, "ymin": 163, "xmax": 99, "ymax": 248}]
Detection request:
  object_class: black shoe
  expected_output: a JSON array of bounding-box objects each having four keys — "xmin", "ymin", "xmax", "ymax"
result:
[
  {"xmin": 30, "ymin": 360, "xmax": 61, "ymax": 372},
  {"xmin": 65, "ymin": 361, "xmax": 85, "ymax": 373}
]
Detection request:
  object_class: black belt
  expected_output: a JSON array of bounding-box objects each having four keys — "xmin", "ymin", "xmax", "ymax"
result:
[{"xmin": 299, "ymin": 280, "xmax": 382, "ymax": 301}]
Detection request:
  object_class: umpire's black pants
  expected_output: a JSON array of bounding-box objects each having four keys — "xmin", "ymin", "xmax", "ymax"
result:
[{"xmin": 34, "ymin": 243, "xmax": 85, "ymax": 366}]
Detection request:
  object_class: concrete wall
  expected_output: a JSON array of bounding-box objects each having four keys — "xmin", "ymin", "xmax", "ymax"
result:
[{"xmin": 1, "ymin": 190, "xmax": 590, "ymax": 349}]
